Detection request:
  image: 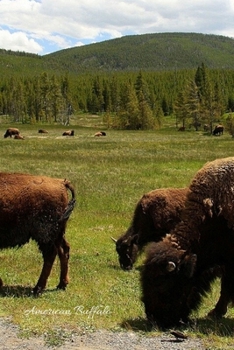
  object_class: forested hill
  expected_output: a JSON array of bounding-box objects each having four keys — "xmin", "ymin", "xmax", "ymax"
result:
[
  {"xmin": 1, "ymin": 32, "xmax": 234, "ymax": 77},
  {"xmin": 45, "ymin": 33, "xmax": 234, "ymax": 72}
]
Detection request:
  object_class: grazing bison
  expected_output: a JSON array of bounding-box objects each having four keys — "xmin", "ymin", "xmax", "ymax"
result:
[
  {"xmin": 0, "ymin": 173, "xmax": 76, "ymax": 295},
  {"xmin": 112, "ymin": 188, "xmax": 188, "ymax": 270},
  {"xmin": 141, "ymin": 157, "xmax": 234, "ymax": 328},
  {"xmin": 62, "ymin": 130, "xmax": 74, "ymax": 136},
  {"xmin": 38, "ymin": 129, "xmax": 48, "ymax": 134},
  {"xmin": 4, "ymin": 128, "xmax": 20, "ymax": 138},
  {"xmin": 213, "ymin": 124, "xmax": 224, "ymax": 136}
]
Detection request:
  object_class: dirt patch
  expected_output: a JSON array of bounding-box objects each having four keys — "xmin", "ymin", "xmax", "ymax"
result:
[{"xmin": 0, "ymin": 317, "xmax": 206, "ymax": 350}]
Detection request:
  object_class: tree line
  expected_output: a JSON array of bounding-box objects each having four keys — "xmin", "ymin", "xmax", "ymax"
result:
[{"xmin": 0, "ymin": 65, "xmax": 234, "ymax": 130}]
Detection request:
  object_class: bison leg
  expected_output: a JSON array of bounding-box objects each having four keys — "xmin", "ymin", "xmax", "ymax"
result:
[
  {"xmin": 33, "ymin": 243, "xmax": 57, "ymax": 296},
  {"xmin": 208, "ymin": 270, "xmax": 234, "ymax": 318},
  {"xmin": 56, "ymin": 238, "xmax": 70, "ymax": 290}
]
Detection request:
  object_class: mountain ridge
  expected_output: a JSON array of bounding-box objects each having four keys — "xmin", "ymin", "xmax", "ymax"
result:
[{"xmin": 1, "ymin": 32, "xmax": 234, "ymax": 77}]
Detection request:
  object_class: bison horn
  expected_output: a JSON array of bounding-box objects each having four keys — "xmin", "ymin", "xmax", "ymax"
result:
[
  {"xmin": 111, "ymin": 237, "xmax": 117, "ymax": 243},
  {"xmin": 167, "ymin": 261, "xmax": 176, "ymax": 272}
]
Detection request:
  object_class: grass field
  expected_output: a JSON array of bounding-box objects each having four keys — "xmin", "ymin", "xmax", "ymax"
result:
[{"xmin": 0, "ymin": 116, "xmax": 234, "ymax": 348}]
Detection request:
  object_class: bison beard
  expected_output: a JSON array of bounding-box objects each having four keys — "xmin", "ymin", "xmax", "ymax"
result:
[
  {"xmin": 141, "ymin": 157, "xmax": 234, "ymax": 328},
  {"xmin": 0, "ymin": 173, "xmax": 76, "ymax": 295}
]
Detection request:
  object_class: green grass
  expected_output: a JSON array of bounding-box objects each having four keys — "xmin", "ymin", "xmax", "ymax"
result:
[{"xmin": 0, "ymin": 118, "xmax": 234, "ymax": 348}]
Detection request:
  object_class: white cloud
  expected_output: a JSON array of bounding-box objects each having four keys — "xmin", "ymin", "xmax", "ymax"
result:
[
  {"xmin": 0, "ymin": 0, "xmax": 234, "ymax": 54},
  {"xmin": 0, "ymin": 29, "xmax": 43, "ymax": 53}
]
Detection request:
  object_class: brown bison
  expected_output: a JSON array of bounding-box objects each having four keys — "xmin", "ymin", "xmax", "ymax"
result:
[
  {"xmin": 0, "ymin": 173, "xmax": 76, "ymax": 295},
  {"xmin": 212, "ymin": 124, "xmax": 224, "ymax": 136},
  {"xmin": 4, "ymin": 128, "xmax": 20, "ymax": 138},
  {"xmin": 14, "ymin": 134, "xmax": 24, "ymax": 140},
  {"xmin": 94, "ymin": 131, "xmax": 106, "ymax": 137},
  {"xmin": 62, "ymin": 130, "xmax": 74, "ymax": 136},
  {"xmin": 38, "ymin": 129, "xmax": 48, "ymax": 134},
  {"xmin": 141, "ymin": 157, "xmax": 234, "ymax": 328},
  {"xmin": 112, "ymin": 188, "xmax": 188, "ymax": 270}
]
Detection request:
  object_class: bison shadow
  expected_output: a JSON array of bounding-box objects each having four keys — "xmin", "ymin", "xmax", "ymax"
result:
[
  {"xmin": 0, "ymin": 285, "xmax": 60, "ymax": 298},
  {"xmin": 121, "ymin": 316, "xmax": 234, "ymax": 337}
]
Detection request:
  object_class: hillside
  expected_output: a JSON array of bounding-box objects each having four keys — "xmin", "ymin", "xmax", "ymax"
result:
[
  {"xmin": 44, "ymin": 32, "xmax": 234, "ymax": 72},
  {"xmin": 1, "ymin": 32, "xmax": 234, "ymax": 77}
]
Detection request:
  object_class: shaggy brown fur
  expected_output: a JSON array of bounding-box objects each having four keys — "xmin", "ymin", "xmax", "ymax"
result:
[
  {"xmin": 4, "ymin": 128, "xmax": 20, "ymax": 138},
  {"xmin": 113, "ymin": 188, "xmax": 188, "ymax": 270},
  {"xmin": 141, "ymin": 157, "xmax": 234, "ymax": 328},
  {"xmin": 0, "ymin": 173, "xmax": 76, "ymax": 295}
]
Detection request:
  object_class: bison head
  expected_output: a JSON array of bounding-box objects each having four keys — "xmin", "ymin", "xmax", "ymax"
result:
[
  {"xmin": 112, "ymin": 235, "xmax": 139, "ymax": 270},
  {"xmin": 141, "ymin": 241, "xmax": 197, "ymax": 328}
]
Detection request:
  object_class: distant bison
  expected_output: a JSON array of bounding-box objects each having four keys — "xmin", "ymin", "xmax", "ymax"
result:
[
  {"xmin": 62, "ymin": 130, "xmax": 74, "ymax": 136},
  {"xmin": 112, "ymin": 188, "xmax": 188, "ymax": 270},
  {"xmin": 38, "ymin": 129, "xmax": 48, "ymax": 134},
  {"xmin": 94, "ymin": 131, "xmax": 106, "ymax": 137},
  {"xmin": 0, "ymin": 173, "xmax": 76, "ymax": 295},
  {"xmin": 213, "ymin": 124, "xmax": 224, "ymax": 136},
  {"xmin": 141, "ymin": 157, "xmax": 234, "ymax": 328},
  {"xmin": 4, "ymin": 128, "xmax": 20, "ymax": 138},
  {"xmin": 14, "ymin": 134, "xmax": 24, "ymax": 140}
]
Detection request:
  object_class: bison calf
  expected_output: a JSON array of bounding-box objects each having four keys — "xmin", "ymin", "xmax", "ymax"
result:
[
  {"xmin": 113, "ymin": 188, "xmax": 188, "ymax": 270},
  {"xmin": 0, "ymin": 173, "xmax": 76, "ymax": 295}
]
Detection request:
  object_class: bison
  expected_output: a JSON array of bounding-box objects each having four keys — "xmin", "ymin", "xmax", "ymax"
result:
[
  {"xmin": 4, "ymin": 128, "xmax": 20, "ymax": 138},
  {"xmin": 141, "ymin": 157, "xmax": 234, "ymax": 328},
  {"xmin": 94, "ymin": 131, "xmax": 106, "ymax": 137},
  {"xmin": 38, "ymin": 129, "xmax": 48, "ymax": 134},
  {"xmin": 62, "ymin": 130, "xmax": 74, "ymax": 136},
  {"xmin": 14, "ymin": 134, "xmax": 24, "ymax": 140},
  {"xmin": 112, "ymin": 188, "xmax": 188, "ymax": 270},
  {"xmin": 212, "ymin": 124, "xmax": 224, "ymax": 136},
  {"xmin": 0, "ymin": 173, "xmax": 76, "ymax": 295}
]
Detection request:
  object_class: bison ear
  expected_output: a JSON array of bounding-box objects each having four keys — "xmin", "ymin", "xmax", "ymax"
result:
[{"xmin": 182, "ymin": 254, "xmax": 197, "ymax": 278}]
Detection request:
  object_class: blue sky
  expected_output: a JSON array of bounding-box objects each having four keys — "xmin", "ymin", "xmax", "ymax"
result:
[{"xmin": 0, "ymin": 0, "xmax": 234, "ymax": 56}]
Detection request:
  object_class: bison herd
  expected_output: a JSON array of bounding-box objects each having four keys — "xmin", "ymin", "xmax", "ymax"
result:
[
  {"xmin": 3, "ymin": 128, "xmax": 107, "ymax": 139},
  {"xmin": 1, "ymin": 126, "xmax": 234, "ymax": 331}
]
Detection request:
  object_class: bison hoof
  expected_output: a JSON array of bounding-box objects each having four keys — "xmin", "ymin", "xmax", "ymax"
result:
[
  {"xmin": 56, "ymin": 282, "xmax": 67, "ymax": 290},
  {"xmin": 207, "ymin": 310, "xmax": 223, "ymax": 319},
  {"xmin": 32, "ymin": 286, "xmax": 43, "ymax": 296}
]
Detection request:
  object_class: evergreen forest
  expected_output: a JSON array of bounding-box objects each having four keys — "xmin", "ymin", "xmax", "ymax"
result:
[{"xmin": 1, "ymin": 32, "xmax": 234, "ymax": 132}]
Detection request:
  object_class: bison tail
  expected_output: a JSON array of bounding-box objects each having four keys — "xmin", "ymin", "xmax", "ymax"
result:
[
  {"xmin": 60, "ymin": 198, "xmax": 76, "ymax": 222},
  {"xmin": 64, "ymin": 180, "xmax": 76, "ymax": 200},
  {"xmin": 59, "ymin": 180, "xmax": 76, "ymax": 222}
]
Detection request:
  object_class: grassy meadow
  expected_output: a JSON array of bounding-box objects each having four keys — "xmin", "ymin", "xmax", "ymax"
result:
[{"xmin": 0, "ymin": 116, "xmax": 234, "ymax": 348}]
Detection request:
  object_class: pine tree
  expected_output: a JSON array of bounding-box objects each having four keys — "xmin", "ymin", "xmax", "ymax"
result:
[{"xmin": 186, "ymin": 80, "xmax": 201, "ymax": 130}]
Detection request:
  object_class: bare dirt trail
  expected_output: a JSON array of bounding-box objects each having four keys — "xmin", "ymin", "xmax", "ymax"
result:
[{"xmin": 0, "ymin": 317, "xmax": 206, "ymax": 350}]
